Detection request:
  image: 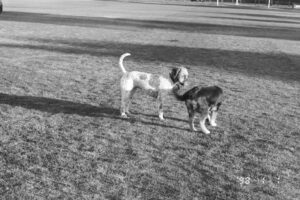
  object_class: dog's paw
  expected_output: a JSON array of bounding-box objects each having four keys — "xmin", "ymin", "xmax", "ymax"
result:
[
  {"xmin": 121, "ymin": 113, "xmax": 128, "ymax": 118},
  {"xmin": 203, "ymin": 130, "xmax": 210, "ymax": 134},
  {"xmin": 210, "ymin": 122, "xmax": 217, "ymax": 127},
  {"xmin": 159, "ymin": 113, "xmax": 164, "ymax": 121},
  {"xmin": 125, "ymin": 111, "xmax": 133, "ymax": 117},
  {"xmin": 190, "ymin": 127, "xmax": 197, "ymax": 132}
]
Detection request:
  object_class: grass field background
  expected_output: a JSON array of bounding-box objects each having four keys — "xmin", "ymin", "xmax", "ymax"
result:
[{"xmin": 0, "ymin": 0, "xmax": 299, "ymax": 199}]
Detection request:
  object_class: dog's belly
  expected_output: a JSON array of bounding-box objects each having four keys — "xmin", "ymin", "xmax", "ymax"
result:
[
  {"xmin": 135, "ymin": 86, "xmax": 159, "ymax": 98},
  {"xmin": 146, "ymin": 89, "xmax": 159, "ymax": 98}
]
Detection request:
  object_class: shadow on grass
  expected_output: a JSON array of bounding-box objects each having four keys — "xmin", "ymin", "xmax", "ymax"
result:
[
  {"xmin": 0, "ymin": 93, "xmax": 188, "ymax": 131},
  {"xmin": 1, "ymin": 38, "xmax": 299, "ymax": 82},
  {"xmin": 226, "ymin": 12, "xmax": 300, "ymax": 21},
  {"xmin": 0, "ymin": 93, "xmax": 119, "ymax": 117},
  {"xmin": 104, "ymin": 0, "xmax": 293, "ymax": 12},
  {"xmin": 133, "ymin": 112, "xmax": 188, "ymax": 123},
  {"xmin": 206, "ymin": 16, "xmax": 300, "ymax": 24},
  {"xmin": 1, "ymin": 11, "xmax": 300, "ymax": 41}
]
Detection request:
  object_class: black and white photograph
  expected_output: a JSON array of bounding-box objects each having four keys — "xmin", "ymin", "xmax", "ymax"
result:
[{"xmin": 0, "ymin": 0, "xmax": 299, "ymax": 199}]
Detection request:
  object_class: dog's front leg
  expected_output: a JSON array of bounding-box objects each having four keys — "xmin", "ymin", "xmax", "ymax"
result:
[
  {"xmin": 189, "ymin": 113, "xmax": 197, "ymax": 131},
  {"xmin": 186, "ymin": 100, "xmax": 197, "ymax": 131},
  {"xmin": 157, "ymin": 92, "xmax": 164, "ymax": 120}
]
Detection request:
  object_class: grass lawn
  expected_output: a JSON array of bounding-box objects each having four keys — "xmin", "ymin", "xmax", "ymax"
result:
[{"xmin": 0, "ymin": 0, "xmax": 299, "ymax": 199}]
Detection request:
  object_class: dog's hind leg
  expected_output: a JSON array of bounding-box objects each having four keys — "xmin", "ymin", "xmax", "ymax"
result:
[
  {"xmin": 120, "ymin": 77, "xmax": 134, "ymax": 118},
  {"xmin": 126, "ymin": 88, "xmax": 137, "ymax": 115},
  {"xmin": 199, "ymin": 114, "xmax": 210, "ymax": 134},
  {"xmin": 188, "ymin": 113, "xmax": 197, "ymax": 131},
  {"xmin": 121, "ymin": 90, "xmax": 131, "ymax": 118}
]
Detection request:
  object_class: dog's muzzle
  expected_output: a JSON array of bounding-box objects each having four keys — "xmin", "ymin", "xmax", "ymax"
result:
[{"xmin": 179, "ymin": 77, "xmax": 188, "ymax": 86}]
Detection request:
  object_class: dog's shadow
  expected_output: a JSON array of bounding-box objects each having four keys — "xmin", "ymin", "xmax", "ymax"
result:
[
  {"xmin": 0, "ymin": 93, "xmax": 119, "ymax": 118},
  {"xmin": 132, "ymin": 112, "xmax": 188, "ymax": 123},
  {"xmin": 0, "ymin": 93, "xmax": 189, "ymax": 131}
]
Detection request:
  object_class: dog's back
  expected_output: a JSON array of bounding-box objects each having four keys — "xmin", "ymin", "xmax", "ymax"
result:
[
  {"xmin": 196, "ymin": 86, "xmax": 223, "ymax": 106},
  {"xmin": 175, "ymin": 85, "xmax": 223, "ymax": 104}
]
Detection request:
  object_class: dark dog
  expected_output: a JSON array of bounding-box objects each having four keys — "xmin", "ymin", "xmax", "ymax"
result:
[{"xmin": 173, "ymin": 85, "xmax": 223, "ymax": 134}]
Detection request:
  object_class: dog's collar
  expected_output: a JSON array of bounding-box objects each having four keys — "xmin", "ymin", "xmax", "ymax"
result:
[
  {"xmin": 174, "ymin": 81, "xmax": 184, "ymax": 89},
  {"xmin": 178, "ymin": 81, "xmax": 184, "ymax": 86}
]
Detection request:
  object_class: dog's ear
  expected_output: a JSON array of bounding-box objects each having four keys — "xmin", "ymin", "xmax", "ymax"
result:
[
  {"xmin": 169, "ymin": 68, "xmax": 181, "ymax": 83},
  {"xmin": 169, "ymin": 68, "xmax": 177, "ymax": 83}
]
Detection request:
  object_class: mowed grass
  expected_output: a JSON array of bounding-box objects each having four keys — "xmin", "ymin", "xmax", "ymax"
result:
[{"xmin": 0, "ymin": 1, "xmax": 300, "ymax": 199}]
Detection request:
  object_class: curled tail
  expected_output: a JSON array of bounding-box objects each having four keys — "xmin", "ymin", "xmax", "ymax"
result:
[{"xmin": 119, "ymin": 53, "xmax": 131, "ymax": 74}]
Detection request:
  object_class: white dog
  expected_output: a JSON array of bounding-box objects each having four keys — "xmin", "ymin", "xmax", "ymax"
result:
[{"xmin": 118, "ymin": 53, "xmax": 188, "ymax": 120}]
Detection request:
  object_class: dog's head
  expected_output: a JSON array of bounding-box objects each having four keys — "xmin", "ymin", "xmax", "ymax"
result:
[{"xmin": 169, "ymin": 67, "xmax": 188, "ymax": 86}]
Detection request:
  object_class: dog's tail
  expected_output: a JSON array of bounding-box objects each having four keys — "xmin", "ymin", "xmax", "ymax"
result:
[{"xmin": 119, "ymin": 53, "xmax": 131, "ymax": 74}]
